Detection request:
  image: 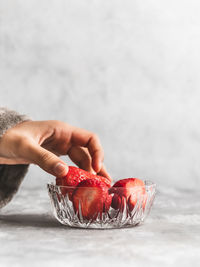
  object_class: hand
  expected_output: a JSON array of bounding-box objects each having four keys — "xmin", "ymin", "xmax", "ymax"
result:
[{"xmin": 0, "ymin": 120, "xmax": 111, "ymax": 181}]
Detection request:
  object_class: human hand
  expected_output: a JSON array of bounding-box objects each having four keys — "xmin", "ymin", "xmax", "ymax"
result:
[{"xmin": 0, "ymin": 120, "xmax": 111, "ymax": 181}]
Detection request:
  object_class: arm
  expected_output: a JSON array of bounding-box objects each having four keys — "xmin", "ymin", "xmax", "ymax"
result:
[{"xmin": 0, "ymin": 108, "xmax": 30, "ymax": 208}]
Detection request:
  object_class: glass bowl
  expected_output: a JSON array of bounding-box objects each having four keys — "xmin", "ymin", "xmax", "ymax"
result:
[{"xmin": 47, "ymin": 181, "xmax": 156, "ymax": 229}]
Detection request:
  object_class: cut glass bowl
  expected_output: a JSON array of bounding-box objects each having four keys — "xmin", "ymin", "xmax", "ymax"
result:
[{"xmin": 47, "ymin": 181, "xmax": 156, "ymax": 229}]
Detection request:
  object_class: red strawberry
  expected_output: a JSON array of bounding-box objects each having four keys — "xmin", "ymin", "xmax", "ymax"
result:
[
  {"xmin": 111, "ymin": 194, "xmax": 122, "ymax": 210},
  {"xmin": 72, "ymin": 179, "xmax": 112, "ymax": 220},
  {"xmin": 65, "ymin": 166, "xmax": 111, "ymax": 187},
  {"xmin": 110, "ymin": 178, "xmax": 146, "ymax": 211},
  {"xmin": 56, "ymin": 166, "xmax": 111, "ymax": 201},
  {"xmin": 56, "ymin": 177, "xmax": 69, "ymax": 200},
  {"xmin": 56, "ymin": 166, "xmax": 88, "ymax": 200}
]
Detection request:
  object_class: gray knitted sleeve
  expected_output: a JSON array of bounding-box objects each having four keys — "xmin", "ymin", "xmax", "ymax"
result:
[{"xmin": 0, "ymin": 108, "xmax": 30, "ymax": 208}]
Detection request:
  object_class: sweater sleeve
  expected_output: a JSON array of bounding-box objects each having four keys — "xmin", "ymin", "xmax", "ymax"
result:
[{"xmin": 0, "ymin": 108, "xmax": 30, "ymax": 208}]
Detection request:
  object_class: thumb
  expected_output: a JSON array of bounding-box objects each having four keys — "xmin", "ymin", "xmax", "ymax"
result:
[{"xmin": 27, "ymin": 143, "xmax": 68, "ymax": 177}]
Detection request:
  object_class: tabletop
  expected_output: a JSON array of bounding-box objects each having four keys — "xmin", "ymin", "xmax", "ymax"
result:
[{"xmin": 0, "ymin": 184, "xmax": 200, "ymax": 267}]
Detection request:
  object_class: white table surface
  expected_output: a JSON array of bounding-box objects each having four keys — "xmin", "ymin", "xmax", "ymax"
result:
[{"xmin": 0, "ymin": 184, "xmax": 200, "ymax": 267}]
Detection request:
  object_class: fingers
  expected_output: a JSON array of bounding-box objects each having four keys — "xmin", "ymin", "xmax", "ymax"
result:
[
  {"xmin": 87, "ymin": 136, "xmax": 104, "ymax": 173},
  {"xmin": 22, "ymin": 141, "xmax": 68, "ymax": 177},
  {"xmin": 68, "ymin": 146, "xmax": 112, "ymax": 182},
  {"xmin": 71, "ymin": 128, "xmax": 104, "ymax": 173},
  {"xmin": 68, "ymin": 146, "xmax": 94, "ymax": 173},
  {"xmin": 97, "ymin": 164, "xmax": 112, "ymax": 182}
]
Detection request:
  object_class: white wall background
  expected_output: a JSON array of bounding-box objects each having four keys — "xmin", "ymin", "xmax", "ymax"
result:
[{"xmin": 1, "ymin": 0, "xmax": 200, "ymax": 190}]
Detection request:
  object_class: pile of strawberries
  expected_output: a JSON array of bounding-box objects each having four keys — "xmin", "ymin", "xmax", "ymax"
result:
[{"xmin": 56, "ymin": 166, "xmax": 147, "ymax": 220}]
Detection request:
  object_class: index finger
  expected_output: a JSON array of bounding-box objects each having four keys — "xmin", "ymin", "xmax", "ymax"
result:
[{"xmin": 71, "ymin": 127, "xmax": 104, "ymax": 173}]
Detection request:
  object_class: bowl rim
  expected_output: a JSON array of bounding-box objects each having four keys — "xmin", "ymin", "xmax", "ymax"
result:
[{"xmin": 47, "ymin": 180, "xmax": 156, "ymax": 190}]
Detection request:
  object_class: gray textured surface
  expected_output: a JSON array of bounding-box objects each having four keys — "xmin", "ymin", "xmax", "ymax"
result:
[
  {"xmin": 1, "ymin": 0, "xmax": 200, "ymax": 189},
  {"xmin": 0, "ymin": 184, "xmax": 200, "ymax": 267}
]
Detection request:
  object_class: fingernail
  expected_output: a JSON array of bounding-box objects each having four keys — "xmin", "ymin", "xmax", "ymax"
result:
[
  {"xmin": 95, "ymin": 160, "xmax": 102, "ymax": 173},
  {"xmin": 54, "ymin": 163, "xmax": 68, "ymax": 176},
  {"xmin": 91, "ymin": 169, "xmax": 96, "ymax": 175},
  {"xmin": 99, "ymin": 161, "xmax": 103, "ymax": 171}
]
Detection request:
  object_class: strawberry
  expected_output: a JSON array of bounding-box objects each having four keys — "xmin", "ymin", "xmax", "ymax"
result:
[
  {"xmin": 56, "ymin": 166, "xmax": 88, "ymax": 200},
  {"xmin": 56, "ymin": 166, "xmax": 111, "ymax": 201},
  {"xmin": 72, "ymin": 179, "xmax": 112, "ymax": 220},
  {"xmin": 56, "ymin": 177, "xmax": 69, "ymax": 200},
  {"xmin": 111, "ymin": 194, "xmax": 122, "ymax": 210},
  {"xmin": 109, "ymin": 178, "xmax": 146, "ymax": 211}
]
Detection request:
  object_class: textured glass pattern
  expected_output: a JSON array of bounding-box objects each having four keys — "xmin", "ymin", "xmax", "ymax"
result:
[{"xmin": 47, "ymin": 181, "xmax": 156, "ymax": 229}]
